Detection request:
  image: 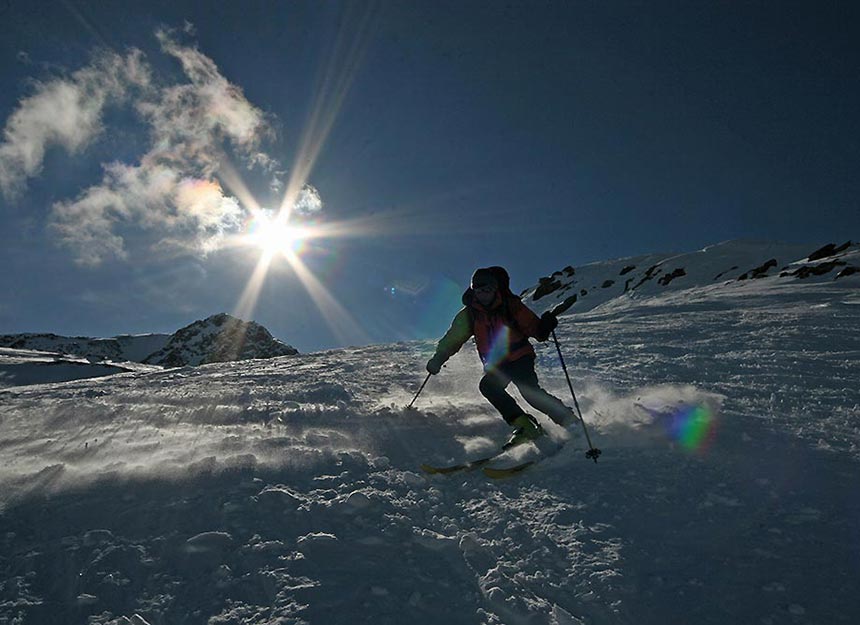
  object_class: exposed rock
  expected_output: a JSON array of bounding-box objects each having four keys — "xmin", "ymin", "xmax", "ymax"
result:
[
  {"xmin": 552, "ymin": 294, "xmax": 578, "ymax": 315},
  {"xmin": 658, "ymin": 268, "xmax": 687, "ymax": 286},
  {"xmin": 713, "ymin": 266, "xmax": 739, "ymax": 281},
  {"xmin": 629, "ymin": 264, "xmax": 663, "ymax": 291},
  {"xmin": 533, "ymin": 277, "xmax": 564, "ymax": 301},
  {"xmin": 807, "ymin": 241, "xmax": 852, "ymax": 262},
  {"xmin": 835, "ymin": 266, "xmax": 859, "ymax": 279},
  {"xmin": 601, "ymin": 280, "xmax": 615, "ymax": 289},
  {"xmin": 144, "ymin": 314, "xmax": 298, "ymax": 368},
  {"xmin": 738, "ymin": 259, "xmax": 777, "ymax": 281},
  {"xmin": 782, "ymin": 260, "xmax": 847, "ymax": 279},
  {"xmin": 619, "ymin": 265, "xmax": 636, "ymax": 276}
]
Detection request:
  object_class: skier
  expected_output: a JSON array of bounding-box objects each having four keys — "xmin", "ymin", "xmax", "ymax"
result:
[{"xmin": 426, "ymin": 266, "xmax": 576, "ymax": 447}]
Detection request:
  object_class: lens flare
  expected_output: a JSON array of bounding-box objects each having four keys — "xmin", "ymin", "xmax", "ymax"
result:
[
  {"xmin": 246, "ymin": 211, "xmax": 309, "ymax": 255},
  {"xmin": 214, "ymin": 5, "xmax": 380, "ymax": 349},
  {"xmin": 415, "ymin": 277, "xmax": 463, "ymax": 337},
  {"xmin": 668, "ymin": 404, "xmax": 716, "ymax": 452},
  {"xmin": 484, "ymin": 325, "xmax": 511, "ymax": 369}
]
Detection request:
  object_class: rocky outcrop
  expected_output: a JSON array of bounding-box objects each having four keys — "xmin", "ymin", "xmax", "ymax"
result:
[
  {"xmin": 533, "ymin": 276, "xmax": 564, "ymax": 301},
  {"xmin": 658, "ymin": 268, "xmax": 686, "ymax": 286},
  {"xmin": 781, "ymin": 260, "xmax": 847, "ymax": 279},
  {"xmin": 738, "ymin": 259, "xmax": 777, "ymax": 280},
  {"xmin": 807, "ymin": 241, "xmax": 851, "ymax": 262},
  {"xmin": 143, "ymin": 314, "xmax": 298, "ymax": 368}
]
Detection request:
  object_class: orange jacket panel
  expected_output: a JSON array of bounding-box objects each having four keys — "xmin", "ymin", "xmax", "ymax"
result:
[{"xmin": 435, "ymin": 294, "xmax": 543, "ymax": 367}]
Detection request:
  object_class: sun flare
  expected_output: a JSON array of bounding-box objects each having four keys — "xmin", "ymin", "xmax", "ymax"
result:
[{"xmin": 246, "ymin": 211, "xmax": 309, "ymax": 255}]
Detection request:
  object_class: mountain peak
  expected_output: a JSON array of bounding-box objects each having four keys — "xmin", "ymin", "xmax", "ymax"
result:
[{"xmin": 143, "ymin": 313, "xmax": 299, "ymax": 367}]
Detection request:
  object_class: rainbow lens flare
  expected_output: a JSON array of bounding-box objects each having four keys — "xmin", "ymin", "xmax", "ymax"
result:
[
  {"xmin": 484, "ymin": 325, "xmax": 511, "ymax": 369},
  {"xmin": 668, "ymin": 404, "xmax": 716, "ymax": 452}
]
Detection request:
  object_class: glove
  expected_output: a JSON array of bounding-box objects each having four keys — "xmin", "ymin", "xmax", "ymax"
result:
[
  {"xmin": 536, "ymin": 311, "xmax": 558, "ymax": 341},
  {"xmin": 426, "ymin": 354, "xmax": 445, "ymax": 375}
]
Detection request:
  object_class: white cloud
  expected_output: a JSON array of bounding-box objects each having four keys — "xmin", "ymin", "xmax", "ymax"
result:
[
  {"xmin": 294, "ymin": 184, "xmax": 323, "ymax": 217},
  {"xmin": 0, "ymin": 50, "xmax": 150, "ymax": 198},
  {"xmin": 150, "ymin": 29, "xmax": 272, "ymax": 157},
  {"xmin": 0, "ymin": 30, "xmax": 286, "ymax": 265}
]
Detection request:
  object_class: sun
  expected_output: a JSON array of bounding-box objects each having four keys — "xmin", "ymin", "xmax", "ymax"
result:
[{"xmin": 245, "ymin": 211, "xmax": 309, "ymax": 255}]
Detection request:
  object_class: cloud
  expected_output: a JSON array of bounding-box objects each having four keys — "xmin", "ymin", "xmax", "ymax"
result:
[
  {"xmin": 50, "ymin": 163, "xmax": 242, "ymax": 266},
  {"xmin": 0, "ymin": 50, "xmax": 150, "ymax": 198},
  {"xmin": 294, "ymin": 184, "xmax": 323, "ymax": 217},
  {"xmin": 147, "ymin": 29, "xmax": 274, "ymax": 164},
  {"xmin": 1, "ymin": 30, "xmax": 285, "ymax": 266}
]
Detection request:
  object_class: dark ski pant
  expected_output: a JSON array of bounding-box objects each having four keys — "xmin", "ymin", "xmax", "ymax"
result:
[{"xmin": 479, "ymin": 355, "xmax": 574, "ymax": 426}]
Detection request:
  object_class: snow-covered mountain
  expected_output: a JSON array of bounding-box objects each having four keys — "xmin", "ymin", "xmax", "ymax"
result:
[
  {"xmin": 0, "ymin": 347, "xmax": 161, "ymax": 389},
  {"xmin": 523, "ymin": 239, "xmax": 858, "ymax": 316},
  {"xmin": 0, "ymin": 332, "xmax": 169, "ymax": 363},
  {"xmin": 0, "ymin": 315, "xmax": 299, "ymax": 387},
  {"xmin": 142, "ymin": 313, "xmax": 299, "ymax": 367},
  {"xmin": 0, "ymin": 240, "xmax": 858, "ymax": 625},
  {"xmin": 0, "ymin": 333, "xmax": 171, "ymax": 389}
]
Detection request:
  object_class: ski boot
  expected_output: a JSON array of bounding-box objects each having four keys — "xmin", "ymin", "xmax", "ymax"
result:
[{"xmin": 503, "ymin": 414, "xmax": 544, "ymax": 449}]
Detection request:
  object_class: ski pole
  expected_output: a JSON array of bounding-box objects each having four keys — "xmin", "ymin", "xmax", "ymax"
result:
[
  {"xmin": 407, "ymin": 372, "xmax": 432, "ymax": 410},
  {"xmin": 551, "ymin": 329, "xmax": 601, "ymax": 463}
]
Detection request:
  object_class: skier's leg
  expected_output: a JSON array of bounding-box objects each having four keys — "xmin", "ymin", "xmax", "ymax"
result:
[
  {"xmin": 479, "ymin": 368, "xmax": 526, "ymax": 425},
  {"xmin": 509, "ymin": 357, "xmax": 577, "ymax": 426}
]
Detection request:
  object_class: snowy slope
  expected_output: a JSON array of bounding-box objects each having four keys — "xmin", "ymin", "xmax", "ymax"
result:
[
  {"xmin": 0, "ymin": 333, "xmax": 171, "ymax": 366},
  {"xmin": 0, "ymin": 347, "xmax": 160, "ymax": 389},
  {"xmin": 0, "ymin": 243, "xmax": 858, "ymax": 625},
  {"xmin": 524, "ymin": 239, "xmax": 857, "ymax": 316},
  {"xmin": 0, "ymin": 315, "xmax": 299, "ymax": 386},
  {"xmin": 0, "ymin": 334, "xmax": 130, "ymax": 362}
]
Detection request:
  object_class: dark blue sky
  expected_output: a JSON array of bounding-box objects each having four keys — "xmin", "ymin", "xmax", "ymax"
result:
[{"xmin": 1, "ymin": 1, "xmax": 858, "ymax": 351}]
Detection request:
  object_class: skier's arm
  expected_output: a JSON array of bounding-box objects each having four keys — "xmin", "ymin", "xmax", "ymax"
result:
[
  {"xmin": 511, "ymin": 299, "xmax": 557, "ymax": 342},
  {"xmin": 436, "ymin": 308, "xmax": 473, "ymax": 358},
  {"xmin": 429, "ymin": 308, "xmax": 473, "ymax": 371}
]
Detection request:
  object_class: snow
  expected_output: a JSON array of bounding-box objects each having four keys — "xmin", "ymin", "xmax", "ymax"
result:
[
  {"xmin": 0, "ymin": 241, "xmax": 859, "ymax": 624},
  {"xmin": 0, "ymin": 347, "xmax": 160, "ymax": 389},
  {"xmin": 0, "ymin": 333, "xmax": 171, "ymax": 364},
  {"xmin": 142, "ymin": 314, "xmax": 299, "ymax": 367},
  {"xmin": 0, "ymin": 313, "xmax": 299, "ymax": 378}
]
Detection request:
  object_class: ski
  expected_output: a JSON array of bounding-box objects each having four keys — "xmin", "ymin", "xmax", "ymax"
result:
[
  {"xmin": 420, "ymin": 454, "xmax": 499, "ymax": 475},
  {"xmin": 482, "ymin": 461, "xmax": 536, "ymax": 478},
  {"xmin": 423, "ymin": 421, "xmax": 581, "ymax": 478},
  {"xmin": 420, "ymin": 440, "xmax": 530, "ymax": 475},
  {"xmin": 482, "ymin": 438, "xmax": 569, "ymax": 479}
]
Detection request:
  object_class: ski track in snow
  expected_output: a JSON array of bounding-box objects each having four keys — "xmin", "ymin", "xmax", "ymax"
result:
[{"xmin": 0, "ymin": 279, "xmax": 859, "ymax": 624}]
